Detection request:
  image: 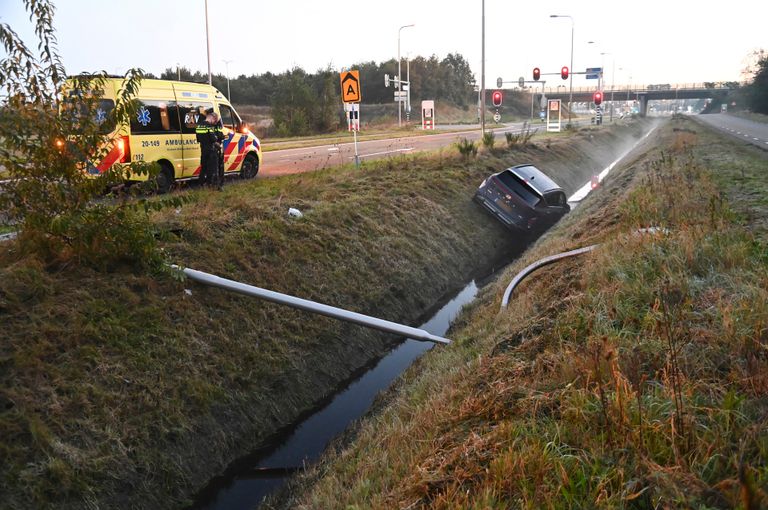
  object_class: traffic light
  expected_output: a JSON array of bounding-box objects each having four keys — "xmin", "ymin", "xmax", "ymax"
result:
[
  {"xmin": 492, "ymin": 90, "xmax": 503, "ymax": 107},
  {"xmin": 593, "ymin": 91, "xmax": 603, "ymax": 106},
  {"xmin": 533, "ymin": 67, "xmax": 540, "ymax": 81},
  {"xmin": 561, "ymin": 66, "xmax": 569, "ymax": 80}
]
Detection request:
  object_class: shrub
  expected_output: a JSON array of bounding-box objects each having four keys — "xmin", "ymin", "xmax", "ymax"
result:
[
  {"xmin": 505, "ymin": 121, "xmax": 536, "ymax": 148},
  {"xmin": 481, "ymin": 130, "xmax": 495, "ymax": 149},
  {"xmin": 456, "ymin": 138, "xmax": 478, "ymax": 159},
  {"xmin": 0, "ymin": 0, "xmax": 183, "ymax": 272}
]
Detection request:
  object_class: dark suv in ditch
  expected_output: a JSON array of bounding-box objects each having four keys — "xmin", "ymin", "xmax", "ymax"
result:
[{"xmin": 474, "ymin": 164, "xmax": 570, "ymax": 232}]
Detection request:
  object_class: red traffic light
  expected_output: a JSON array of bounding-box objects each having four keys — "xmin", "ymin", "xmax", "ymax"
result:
[
  {"xmin": 533, "ymin": 67, "xmax": 540, "ymax": 81},
  {"xmin": 561, "ymin": 66, "xmax": 569, "ymax": 80},
  {"xmin": 492, "ymin": 90, "xmax": 503, "ymax": 107},
  {"xmin": 593, "ymin": 91, "xmax": 603, "ymax": 105}
]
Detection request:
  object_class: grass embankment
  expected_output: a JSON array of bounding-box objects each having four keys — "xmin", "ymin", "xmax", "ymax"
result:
[
  {"xmin": 275, "ymin": 117, "xmax": 768, "ymax": 509},
  {"xmin": 0, "ymin": 122, "xmax": 646, "ymax": 508},
  {"xmin": 731, "ymin": 111, "xmax": 768, "ymax": 124}
]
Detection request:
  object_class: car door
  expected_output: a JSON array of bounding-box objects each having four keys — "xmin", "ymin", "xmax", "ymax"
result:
[{"xmin": 540, "ymin": 191, "xmax": 569, "ymax": 224}]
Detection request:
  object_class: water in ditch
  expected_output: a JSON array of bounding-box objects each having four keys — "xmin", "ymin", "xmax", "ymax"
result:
[
  {"xmin": 187, "ymin": 123, "xmax": 660, "ymax": 510},
  {"xmin": 189, "ymin": 277, "xmax": 486, "ymax": 510}
]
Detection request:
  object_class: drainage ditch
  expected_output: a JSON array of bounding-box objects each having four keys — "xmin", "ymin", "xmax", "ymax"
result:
[
  {"xmin": 188, "ymin": 267, "xmax": 507, "ymax": 510},
  {"xmin": 187, "ymin": 122, "xmax": 659, "ymax": 509}
]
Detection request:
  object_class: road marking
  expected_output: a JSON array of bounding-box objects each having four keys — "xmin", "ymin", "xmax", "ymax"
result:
[
  {"xmin": 353, "ymin": 147, "xmax": 414, "ymax": 159},
  {"xmin": 328, "ymin": 147, "xmax": 339, "ymax": 152}
]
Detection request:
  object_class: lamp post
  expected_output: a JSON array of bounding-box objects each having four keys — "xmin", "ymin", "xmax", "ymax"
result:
[
  {"xmin": 205, "ymin": 0, "xmax": 212, "ymax": 85},
  {"xmin": 406, "ymin": 55, "xmax": 411, "ymax": 122},
  {"xmin": 601, "ymin": 52, "xmax": 615, "ymax": 121},
  {"xmin": 481, "ymin": 0, "xmax": 486, "ymax": 135},
  {"xmin": 550, "ymin": 14, "xmax": 573, "ymax": 125},
  {"xmin": 397, "ymin": 24, "xmax": 415, "ymax": 128},
  {"xmin": 223, "ymin": 59, "xmax": 233, "ymax": 100}
]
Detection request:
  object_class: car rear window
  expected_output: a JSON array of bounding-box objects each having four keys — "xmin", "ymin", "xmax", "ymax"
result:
[{"xmin": 496, "ymin": 170, "xmax": 541, "ymax": 207}]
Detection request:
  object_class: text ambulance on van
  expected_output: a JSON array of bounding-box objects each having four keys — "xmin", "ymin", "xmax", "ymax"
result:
[{"xmin": 87, "ymin": 78, "xmax": 261, "ymax": 192}]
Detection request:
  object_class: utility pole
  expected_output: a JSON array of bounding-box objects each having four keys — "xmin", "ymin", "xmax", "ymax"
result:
[
  {"xmin": 481, "ymin": 0, "xmax": 486, "ymax": 136},
  {"xmin": 397, "ymin": 24, "xmax": 414, "ymax": 127},
  {"xmin": 223, "ymin": 59, "xmax": 233, "ymax": 100}
]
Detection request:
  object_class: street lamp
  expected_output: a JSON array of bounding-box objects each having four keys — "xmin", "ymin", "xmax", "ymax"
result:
[
  {"xmin": 397, "ymin": 24, "xmax": 415, "ymax": 127},
  {"xmin": 222, "ymin": 59, "xmax": 233, "ymax": 100},
  {"xmin": 550, "ymin": 14, "xmax": 574, "ymax": 125},
  {"xmin": 587, "ymin": 41, "xmax": 604, "ymax": 90},
  {"xmin": 600, "ymin": 52, "xmax": 616, "ymax": 121},
  {"xmin": 205, "ymin": 0, "xmax": 212, "ymax": 85}
]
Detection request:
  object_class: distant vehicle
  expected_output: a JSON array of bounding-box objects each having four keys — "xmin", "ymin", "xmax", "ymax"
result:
[
  {"xmin": 474, "ymin": 164, "xmax": 570, "ymax": 232},
  {"xmin": 64, "ymin": 77, "xmax": 262, "ymax": 192}
]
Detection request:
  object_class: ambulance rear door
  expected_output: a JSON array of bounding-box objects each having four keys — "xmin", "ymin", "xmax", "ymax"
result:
[
  {"xmin": 174, "ymin": 85, "xmax": 214, "ymax": 178},
  {"xmin": 217, "ymin": 103, "xmax": 249, "ymax": 174}
]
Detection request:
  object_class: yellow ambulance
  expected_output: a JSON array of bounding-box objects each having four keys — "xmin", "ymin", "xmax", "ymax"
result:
[{"xmin": 88, "ymin": 77, "xmax": 261, "ymax": 192}]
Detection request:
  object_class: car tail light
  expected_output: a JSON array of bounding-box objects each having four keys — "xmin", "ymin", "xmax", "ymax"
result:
[{"xmin": 117, "ymin": 135, "xmax": 131, "ymax": 163}]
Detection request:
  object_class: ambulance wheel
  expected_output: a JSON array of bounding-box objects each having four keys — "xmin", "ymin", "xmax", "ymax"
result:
[
  {"xmin": 240, "ymin": 154, "xmax": 259, "ymax": 179},
  {"xmin": 155, "ymin": 162, "xmax": 174, "ymax": 194}
]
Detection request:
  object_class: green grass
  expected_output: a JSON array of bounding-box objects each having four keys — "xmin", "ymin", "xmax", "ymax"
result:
[
  {"xmin": 730, "ymin": 111, "xmax": 768, "ymax": 124},
  {"xmin": 273, "ymin": 117, "xmax": 768, "ymax": 509},
  {"xmin": 0, "ymin": 121, "xmax": 656, "ymax": 509}
]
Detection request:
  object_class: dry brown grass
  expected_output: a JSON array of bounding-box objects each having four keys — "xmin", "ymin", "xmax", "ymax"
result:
[
  {"xmin": 276, "ymin": 118, "xmax": 768, "ymax": 509},
  {"xmin": 0, "ymin": 122, "xmax": 651, "ymax": 508}
]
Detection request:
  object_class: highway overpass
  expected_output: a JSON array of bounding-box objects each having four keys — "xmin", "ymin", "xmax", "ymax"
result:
[{"xmin": 516, "ymin": 82, "xmax": 735, "ymax": 116}]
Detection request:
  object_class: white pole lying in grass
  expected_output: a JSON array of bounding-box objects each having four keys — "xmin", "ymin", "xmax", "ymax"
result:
[
  {"xmin": 500, "ymin": 245, "xmax": 598, "ymax": 310},
  {"xmin": 175, "ymin": 266, "xmax": 451, "ymax": 345}
]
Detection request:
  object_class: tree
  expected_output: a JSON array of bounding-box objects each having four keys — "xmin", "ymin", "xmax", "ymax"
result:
[
  {"xmin": 439, "ymin": 53, "xmax": 476, "ymax": 107},
  {"xmin": 746, "ymin": 50, "xmax": 768, "ymax": 114},
  {"xmin": 270, "ymin": 68, "xmax": 316, "ymax": 136},
  {"xmin": 0, "ymin": 0, "xmax": 179, "ymax": 271}
]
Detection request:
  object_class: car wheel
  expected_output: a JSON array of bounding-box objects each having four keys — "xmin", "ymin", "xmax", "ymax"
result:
[
  {"xmin": 155, "ymin": 163, "xmax": 174, "ymax": 194},
  {"xmin": 240, "ymin": 154, "xmax": 259, "ymax": 179}
]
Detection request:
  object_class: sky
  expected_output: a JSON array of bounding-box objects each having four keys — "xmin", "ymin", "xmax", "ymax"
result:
[{"xmin": 1, "ymin": 0, "xmax": 765, "ymax": 92}]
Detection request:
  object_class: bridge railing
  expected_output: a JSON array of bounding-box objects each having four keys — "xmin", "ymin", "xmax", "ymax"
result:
[{"xmin": 538, "ymin": 82, "xmax": 739, "ymax": 95}]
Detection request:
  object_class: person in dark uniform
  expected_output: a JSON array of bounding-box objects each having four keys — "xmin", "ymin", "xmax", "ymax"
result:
[
  {"xmin": 195, "ymin": 108, "xmax": 216, "ymax": 187},
  {"xmin": 208, "ymin": 111, "xmax": 225, "ymax": 190}
]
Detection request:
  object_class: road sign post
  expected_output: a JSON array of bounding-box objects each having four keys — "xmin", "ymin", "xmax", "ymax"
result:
[
  {"xmin": 546, "ymin": 99, "xmax": 562, "ymax": 133},
  {"xmin": 421, "ymin": 100, "xmax": 435, "ymax": 130},
  {"xmin": 340, "ymin": 70, "xmax": 361, "ymax": 103},
  {"xmin": 340, "ymin": 70, "xmax": 362, "ymax": 167}
]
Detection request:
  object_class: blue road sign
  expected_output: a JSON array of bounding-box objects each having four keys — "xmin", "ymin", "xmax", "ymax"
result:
[
  {"xmin": 586, "ymin": 73, "xmax": 600, "ymax": 80},
  {"xmin": 586, "ymin": 67, "xmax": 602, "ymax": 73}
]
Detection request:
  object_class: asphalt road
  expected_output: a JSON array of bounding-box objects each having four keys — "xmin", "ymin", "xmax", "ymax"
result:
[
  {"xmin": 694, "ymin": 113, "xmax": 768, "ymax": 150},
  {"xmin": 260, "ymin": 120, "xmax": 551, "ymax": 177}
]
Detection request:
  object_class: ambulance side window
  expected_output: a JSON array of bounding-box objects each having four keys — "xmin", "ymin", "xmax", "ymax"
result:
[
  {"xmin": 180, "ymin": 103, "xmax": 214, "ymax": 134},
  {"xmin": 219, "ymin": 104, "xmax": 235, "ymax": 130},
  {"xmin": 130, "ymin": 100, "xmax": 181, "ymax": 134}
]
